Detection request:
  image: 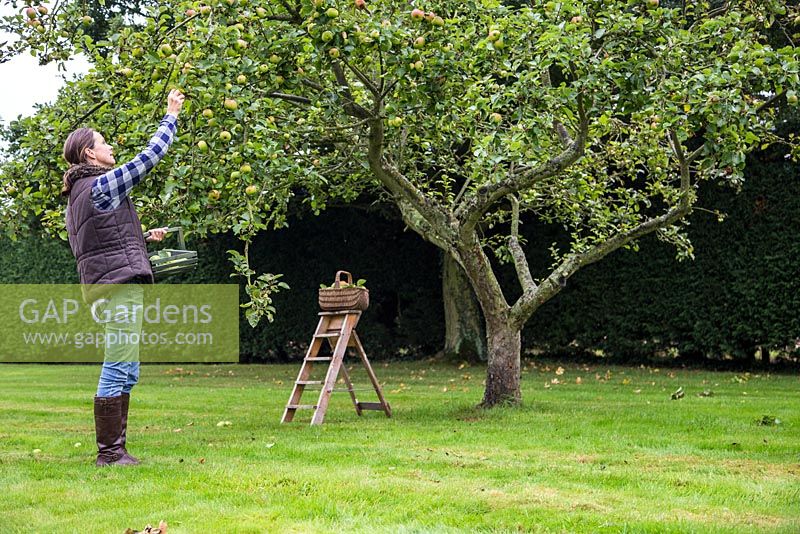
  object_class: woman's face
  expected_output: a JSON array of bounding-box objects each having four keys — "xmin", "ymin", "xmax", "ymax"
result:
[{"xmin": 87, "ymin": 131, "xmax": 115, "ymax": 167}]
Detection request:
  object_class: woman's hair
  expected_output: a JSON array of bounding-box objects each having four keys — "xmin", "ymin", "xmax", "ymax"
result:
[
  {"xmin": 61, "ymin": 127, "xmax": 96, "ymax": 196},
  {"xmin": 63, "ymin": 127, "xmax": 95, "ymax": 166}
]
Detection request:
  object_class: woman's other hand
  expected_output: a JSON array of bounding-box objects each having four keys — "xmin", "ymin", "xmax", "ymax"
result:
[{"xmin": 145, "ymin": 227, "xmax": 169, "ymax": 242}]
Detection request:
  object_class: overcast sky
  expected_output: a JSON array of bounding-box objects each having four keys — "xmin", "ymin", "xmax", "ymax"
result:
[{"xmin": 0, "ymin": 2, "xmax": 90, "ymax": 126}]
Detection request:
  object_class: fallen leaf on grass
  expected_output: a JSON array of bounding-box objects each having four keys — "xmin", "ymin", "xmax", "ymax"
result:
[
  {"xmin": 555, "ymin": 366, "xmax": 565, "ymax": 375},
  {"xmin": 216, "ymin": 421, "xmax": 232, "ymax": 427},
  {"xmin": 670, "ymin": 387, "xmax": 684, "ymax": 400},
  {"xmin": 575, "ymin": 377, "xmax": 582, "ymax": 384},
  {"xmin": 697, "ymin": 390, "xmax": 714, "ymax": 397}
]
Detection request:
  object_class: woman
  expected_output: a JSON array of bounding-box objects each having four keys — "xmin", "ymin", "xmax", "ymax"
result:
[{"xmin": 62, "ymin": 89, "xmax": 185, "ymax": 466}]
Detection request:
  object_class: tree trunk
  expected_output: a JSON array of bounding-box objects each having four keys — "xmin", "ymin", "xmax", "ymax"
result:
[
  {"xmin": 480, "ymin": 314, "xmax": 521, "ymax": 407},
  {"xmin": 442, "ymin": 252, "xmax": 486, "ymax": 362}
]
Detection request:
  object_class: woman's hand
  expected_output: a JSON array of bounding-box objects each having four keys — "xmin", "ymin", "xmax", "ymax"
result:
[
  {"xmin": 166, "ymin": 89, "xmax": 185, "ymax": 117},
  {"xmin": 145, "ymin": 227, "xmax": 169, "ymax": 242}
]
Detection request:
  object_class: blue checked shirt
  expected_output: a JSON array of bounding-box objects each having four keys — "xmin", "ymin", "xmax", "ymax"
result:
[{"xmin": 91, "ymin": 114, "xmax": 178, "ymax": 211}]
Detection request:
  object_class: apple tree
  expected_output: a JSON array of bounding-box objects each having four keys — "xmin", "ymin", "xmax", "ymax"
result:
[{"xmin": 2, "ymin": 0, "xmax": 799, "ymax": 406}]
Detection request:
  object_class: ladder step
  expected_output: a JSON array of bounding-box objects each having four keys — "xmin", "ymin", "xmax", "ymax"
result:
[
  {"xmin": 286, "ymin": 404, "xmax": 317, "ymax": 410},
  {"xmin": 357, "ymin": 402, "xmax": 387, "ymax": 411},
  {"xmin": 314, "ymin": 333, "xmax": 340, "ymax": 338},
  {"xmin": 296, "ymin": 380, "xmax": 323, "ymax": 385},
  {"xmin": 319, "ymin": 310, "xmax": 362, "ymax": 316},
  {"xmin": 305, "ymin": 357, "xmax": 332, "ymax": 362}
]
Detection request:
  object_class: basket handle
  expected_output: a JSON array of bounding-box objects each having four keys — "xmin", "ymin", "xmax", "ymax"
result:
[
  {"xmin": 333, "ymin": 270, "xmax": 353, "ymax": 288},
  {"xmin": 142, "ymin": 226, "xmax": 185, "ymax": 249}
]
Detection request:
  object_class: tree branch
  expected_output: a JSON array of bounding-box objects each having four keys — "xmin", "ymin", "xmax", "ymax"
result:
[
  {"xmin": 366, "ymin": 118, "xmax": 457, "ymax": 248},
  {"xmin": 275, "ymin": 0, "xmax": 302, "ymax": 22},
  {"xmin": 331, "ymin": 62, "xmax": 372, "ymax": 119},
  {"xmin": 508, "ymin": 195, "xmax": 536, "ymax": 294},
  {"xmin": 540, "ymin": 68, "xmax": 573, "ymax": 147},
  {"xmin": 509, "ymin": 202, "xmax": 691, "ymax": 329},
  {"xmin": 456, "ymin": 93, "xmax": 589, "ymax": 234},
  {"xmin": 340, "ymin": 55, "xmax": 381, "ymax": 97},
  {"xmin": 668, "ymin": 129, "xmax": 691, "ymax": 193},
  {"xmin": 265, "ymin": 92, "xmax": 311, "ymax": 105}
]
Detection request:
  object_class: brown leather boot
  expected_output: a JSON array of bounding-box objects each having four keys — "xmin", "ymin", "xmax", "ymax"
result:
[
  {"xmin": 94, "ymin": 396, "xmax": 138, "ymax": 467},
  {"xmin": 118, "ymin": 393, "xmax": 140, "ymax": 464}
]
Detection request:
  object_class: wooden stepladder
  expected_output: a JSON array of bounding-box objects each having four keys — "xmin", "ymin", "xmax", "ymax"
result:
[{"xmin": 281, "ymin": 310, "xmax": 391, "ymax": 425}]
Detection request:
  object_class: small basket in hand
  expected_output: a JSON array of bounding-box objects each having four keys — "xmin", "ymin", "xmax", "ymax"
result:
[
  {"xmin": 144, "ymin": 226, "xmax": 198, "ymax": 281},
  {"xmin": 318, "ymin": 271, "xmax": 369, "ymax": 311}
]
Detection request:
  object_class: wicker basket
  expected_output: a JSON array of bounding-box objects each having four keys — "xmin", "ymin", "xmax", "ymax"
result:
[
  {"xmin": 318, "ymin": 271, "xmax": 369, "ymax": 311},
  {"xmin": 144, "ymin": 226, "xmax": 198, "ymax": 281}
]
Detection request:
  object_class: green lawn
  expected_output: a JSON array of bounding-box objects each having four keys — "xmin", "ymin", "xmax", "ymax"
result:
[{"xmin": 0, "ymin": 361, "xmax": 798, "ymax": 533}]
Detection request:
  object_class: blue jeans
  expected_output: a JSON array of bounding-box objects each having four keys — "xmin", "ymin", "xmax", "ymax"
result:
[
  {"xmin": 95, "ymin": 284, "xmax": 144, "ymax": 397},
  {"xmin": 97, "ymin": 361, "xmax": 140, "ymax": 397}
]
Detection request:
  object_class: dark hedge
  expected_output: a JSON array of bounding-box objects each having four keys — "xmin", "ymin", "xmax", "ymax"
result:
[{"xmin": 2, "ymin": 160, "xmax": 797, "ymax": 362}]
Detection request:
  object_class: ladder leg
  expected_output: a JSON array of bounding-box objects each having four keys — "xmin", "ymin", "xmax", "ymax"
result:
[
  {"xmin": 282, "ymin": 315, "xmax": 330, "ymax": 423},
  {"xmin": 311, "ymin": 313, "xmax": 359, "ymax": 425},
  {"xmin": 351, "ymin": 331, "xmax": 392, "ymax": 418},
  {"xmin": 339, "ymin": 363, "xmax": 362, "ymax": 416}
]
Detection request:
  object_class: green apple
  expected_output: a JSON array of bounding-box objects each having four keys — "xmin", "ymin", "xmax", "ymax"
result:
[
  {"xmin": 202, "ymin": 108, "xmax": 214, "ymax": 119},
  {"xmin": 158, "ymin": 43, "xmax": 173, "ymax": 56},
  {"xmin": 224, "ymin": 98, "xmax": 238, "ymax": 110},
  {"xmin": 219, "ymin": 130, "xmax": 232, "ymax": 142},
  {"xmin": 269, "ymin": 54, "xmax": 280, "ymax": 64},
  {"xmin": 322, "ymin": 30, "xmax": 334, "ymax": 42},
  {"xmin": 197, "ymin": 140, "xmax": 209, "ymax": 152},
  {"xmin": 329, "ymin": 47, "xmax": 340, "ymax": 58},
  {"xmin": 413, "ymin": 36, "xmax": 425, "ymax": 48},
  {"xmin": 237, "ymin": 74, "xmax": 247, "ymax": 84},
  {"xmin": 245, "ymin": 185, "xmax": 259, "ymax": 195},
  {"xmin": 208, "ymin": 189, "xmax": 221, "ymax": 201},
  {"xmin": 411, "ymin": 8, "xmax": 424, "ymax": 21},
  {"xmin": 240, "ymin": 163, "xmax": 252, "ymax": 174},
  {"xmin": 490, "ymin": 112, "xmax": 502, "ymax": 123},
  {"xmin": 326, "ymin": 7, "xmax": 339, "ymax": 18}
]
